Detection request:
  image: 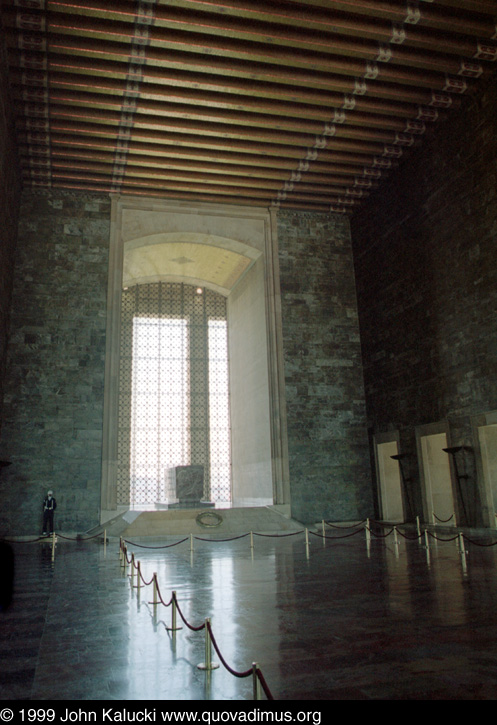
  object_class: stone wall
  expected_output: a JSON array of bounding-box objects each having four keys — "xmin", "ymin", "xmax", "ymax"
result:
[
  {"xmin": 277, "ymin": 209, "xmax": 372, "ymax": 523},
  {"xmin": 0, "ymin": 20, "xmax": 21, "ymax": 434},
  {"xmin": 1, "ymin": 191, "xmax": 372, "ymax": 532},
  {"xmin": 350, "ymin": 73, "xmax": 497, "ymax": 525},
  {"xmin": 0, "ymin": 190, "xmax": 110, "ymax": 534}
]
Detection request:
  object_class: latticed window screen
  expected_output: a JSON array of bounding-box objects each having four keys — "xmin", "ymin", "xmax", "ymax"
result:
[{"xmin": 117, "ymin": 282, "xmax": 231, "ymax": 506}]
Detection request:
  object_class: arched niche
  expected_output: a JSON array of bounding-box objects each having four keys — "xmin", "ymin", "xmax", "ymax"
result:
[
  {"xmin": 123, "ymin": 232, "xmax": 260, "ymax": 295},
  {"xmin": 101, "ymin": 196, "xmax": 290, "ymax": 520}
]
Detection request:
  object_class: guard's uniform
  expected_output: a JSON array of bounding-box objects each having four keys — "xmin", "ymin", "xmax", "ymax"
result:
[{"xmin": 42, "ymin": 493, "xmax": 57, "ymax": 535}]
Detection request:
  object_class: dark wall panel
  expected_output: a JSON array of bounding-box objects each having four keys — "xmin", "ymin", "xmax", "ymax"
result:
[
  {"xmin": 0, "ymin": 22, "xmax": 21, "ymax": 435},
  {"xmin": 351, "ymin": 74, "xmax": 497, "ymax": 526},
  {"xmin": 0, "ymin": 190, "xmax": 110, "ymax": 534},
  {"xmin": 278, "ymin": 209, "xmax": 372, "ymax": 524}
]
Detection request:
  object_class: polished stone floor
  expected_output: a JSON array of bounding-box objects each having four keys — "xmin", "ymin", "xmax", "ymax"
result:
[{"xmin": 2, "ymin": 525, "xmax": 497, "ymax": 700}]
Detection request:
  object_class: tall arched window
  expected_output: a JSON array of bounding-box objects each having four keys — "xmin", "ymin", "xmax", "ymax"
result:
[{"xmin": 117, "ymin": 282, "xmax": 231, "ymax": 507}]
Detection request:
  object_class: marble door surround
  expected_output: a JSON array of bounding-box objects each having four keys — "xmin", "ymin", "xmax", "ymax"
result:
[{"xmin": 100, "ymin": 197, "xmax": 290, "ymax": 522}]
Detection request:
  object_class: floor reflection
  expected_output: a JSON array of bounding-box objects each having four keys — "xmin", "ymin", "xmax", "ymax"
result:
[{"xmin": 3, "ymin": 530, "xmax": 497, "ymax": 699}]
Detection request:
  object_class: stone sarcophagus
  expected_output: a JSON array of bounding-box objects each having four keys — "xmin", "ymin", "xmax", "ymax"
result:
[{"xmin": 165, "ymin": 465, "xmax": 213, "ymax": 507}]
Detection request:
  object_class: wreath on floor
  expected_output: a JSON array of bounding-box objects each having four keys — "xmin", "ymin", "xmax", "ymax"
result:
[{"xmin": 196, "ymin": 511, "xmax": 223, "ymax": 527}]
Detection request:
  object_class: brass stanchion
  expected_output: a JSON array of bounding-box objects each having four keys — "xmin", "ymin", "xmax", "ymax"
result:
[
  {"xmin": 393, "ymin": 525, "xmax": 400, "ymax": 558},
  {"xmin": 252, "ymin": 663, "xmax": 262, "ymax": 700},
  {"xmin": 197, "ymin": 618, "xmax": 219, "ymax": 671},
  {"xmin": 130, "ymin": 553, "xmax": 135, "ymax": 586},
  {"xmin": 51, "ymin": 530, "xmax": 56, "ymax": 561},
  {"xmin": 152, "ymin": 573, "xmax": 158, "ymax": 608},
  {"xmin": 424, "ymin": 529, "xmax": 431, "ymax": 567},
  {"xmin": 459, "ymin": 533, "xmax": 468, "ymax": 575},
  {"xmin": 166, "ymin": 591, "xmax": 182, "ymax": 632}
]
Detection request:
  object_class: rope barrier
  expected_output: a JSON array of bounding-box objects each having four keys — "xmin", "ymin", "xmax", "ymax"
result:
[
  {"xmin": 136, "ymin": 560, "xmax": 155, "ymax": 587},
  {"xmin": 57, "ymin": 532, "xmax": 103, "ymax": 541},
  {"xmin": 425, "ymin": 531, "xmax": 460, "ymax": 543},
  {"xmin": 432, "ymin": 512, "xmax": 455, "ymax": 524},
  {"xmin": 459, "ymin": 533, "xmax": 497, "ymax": 548},
  {"xmin": 123, "ymin": 537, "xmax": 189, "ymax": 550},
  {"xmin": 152, "ymin": 576, "xmax": 173, "ymax": 609},
  {"xmin": 0, "ymin": 536, "xmax": 45, "ymax": 543},
  {"xmin": 7, "ymin": 514, "xmax": 497, "ymax": 553},
  {"xmin": 253, "ymin": 530, "xmax": 304, "ymax": 538},
  {"xmin": 324, "ymin": 519, "xmax": 367, "ymax": 529},
  {"xmin": 193, "ymin": 533, "xmax": 251, "ymax": 543},
  {"xmin": 309, "ymin": 528, "xmax": 364, "ymax": 540},
  {"xmin": 206, "ymin": 620, "xmax": 253, "ymax": 678},
  {"xmin": 254, "ymin": 666, "xmax": 274, "ymax": 701},
  {"xmin": 171, "ymin": 592, "xmax": 206, "ymax": 633},
  {"xmin": 369, "ymin": 520, "xmax": 396, "ymax": 528},
  {"xmin": 1, "ymin": 531, "xmax": 104, "ymax": 544},
  {"xmin": 395, "ymin": 529, "xmax": 424, "ymax": 541},
  {"xmin": 365, "ymin": 525, "xmax": 395, "ymax": 539},
  {"xmin": 120, "ymin": 539, "xmax": 275, "ymax": 699}
]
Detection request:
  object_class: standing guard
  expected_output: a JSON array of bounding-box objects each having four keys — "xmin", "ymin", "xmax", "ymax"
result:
[{"xmin": 42, "ymin": 490, "xmax": 57, "ymax": 536}]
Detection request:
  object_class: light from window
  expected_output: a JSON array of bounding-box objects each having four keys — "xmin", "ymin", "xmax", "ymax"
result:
[
  {"xmin": 130, "ymin": 317, "xmax": 190, "ymax": 505},
  {"xmin": 208, "ymin": 319, "xmax": 231, "ymax": 502}
]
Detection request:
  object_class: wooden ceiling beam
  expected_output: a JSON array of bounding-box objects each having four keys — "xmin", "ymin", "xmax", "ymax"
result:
[
  {"xmin": 43, "ymin": 168, "xmax": 340, "ymax": 204},
  {"xmin": 17, "ymin": 121, "xmax": 392, "ymax": 159},
  {"xmin": 9, "ymin": 49, "xmax": 467, "ymax": 109},
  {"xmin": 19, "ymin": 149, "xmax": 381, "ymax": 183},
  {"xmin": 152, "ymin": 0, "xmax": 497, "ymax": 42},
  {"xmin": 13, "ymin": 80, "xmax": 450, "ymax": 123},
  {"xmin": 6, "ymin": 0, "xmax": 494, "ymax": 213},
  {"xmin": 11, "ymin": 30, "xmax": 461, "ymax": 104},
  {"xmin": 16, "ymin": 95, "xmax": 427, "ymax": 137},
  {"xmin": 17, "ymin": 111, "xmax": 407, "ymax": 148},
  {"xmin": 4, "ymin": 7, "xmax": 495, "ymax": 80},
  {"xmin": 20, "ymin": 139, "xmax": 387, "ymax": 170},
  {"xmin": 13, "ymin": 0, "xmax": 496, "ymax": 59},
  {"xmin": 22, "ymin": 159, "xmax": 366, "ymax": 198},
  {"xmin": 283, "ymin": 0, "xmax": 497, "ymax": 21},
  {"xmin": 40, "ymin": 178, "xmax": 333, "ymax": 211},
  {"xmin": 19, "ymin": 133, "xmax": 388, "ymax": 171}
]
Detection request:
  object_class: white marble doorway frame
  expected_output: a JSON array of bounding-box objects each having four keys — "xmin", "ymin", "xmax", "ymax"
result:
[{"xmin": 100, "ymin": 196, "xmax": 290, "ymax": 522}]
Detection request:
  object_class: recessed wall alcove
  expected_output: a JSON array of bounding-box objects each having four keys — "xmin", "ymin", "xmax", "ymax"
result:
[{"xmin": 100, "ymin": 196, "xmax": 289, "ymax": 522}]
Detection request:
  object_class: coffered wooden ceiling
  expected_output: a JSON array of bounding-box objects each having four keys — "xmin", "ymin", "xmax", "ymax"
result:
[{"xmin": 2, "ymin": 0, "xmax": 497, "ymax": 213}]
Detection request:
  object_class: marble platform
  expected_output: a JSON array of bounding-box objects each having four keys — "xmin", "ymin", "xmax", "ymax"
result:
[{"xmin": 91, "ymin": 505, "xmax": 303, "ymax": 539}]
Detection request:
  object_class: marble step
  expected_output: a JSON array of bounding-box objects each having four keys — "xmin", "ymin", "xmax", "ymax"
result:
[{"xmin": 88, "ymin": 505, "xmax": 303, "ymax": 538}]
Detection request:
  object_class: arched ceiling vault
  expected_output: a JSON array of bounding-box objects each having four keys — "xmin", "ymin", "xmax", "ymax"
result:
[{"xmin": 123, "ymin": 237, "xmax": 258, "ymax": 295}]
